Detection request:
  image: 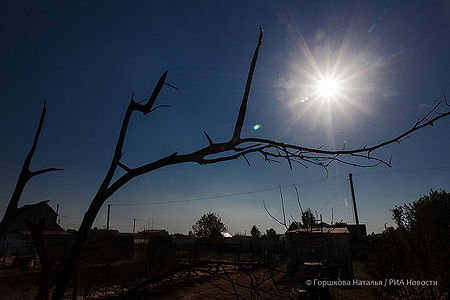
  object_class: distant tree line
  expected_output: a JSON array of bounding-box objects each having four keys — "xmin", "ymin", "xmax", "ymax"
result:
[{"xmin": 191, "ymin": 213, "xmax": 280, "ymax": 241}]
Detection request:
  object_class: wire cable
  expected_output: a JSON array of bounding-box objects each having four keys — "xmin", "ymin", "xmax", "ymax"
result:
[{"xmin": 317, "ymin": 179, "xmax": 350, "ymax": 212}]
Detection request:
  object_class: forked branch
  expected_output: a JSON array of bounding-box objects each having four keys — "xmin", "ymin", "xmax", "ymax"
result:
[
  {"xmin": 51, "ymin": 28, "xmax": 450, "ymax": 300},
  {"xmin": 0, "ymin": 102, "xmax": 62, "ymax": 241}
]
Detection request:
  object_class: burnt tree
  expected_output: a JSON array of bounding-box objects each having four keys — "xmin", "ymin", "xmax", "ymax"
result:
[
  {"xmin": 0, "ymin": 102, "xmax": 62, "ymax": 241},
  {"xmin": 37, "ymin": 27, "xmax": 448, "ymax": 299}
]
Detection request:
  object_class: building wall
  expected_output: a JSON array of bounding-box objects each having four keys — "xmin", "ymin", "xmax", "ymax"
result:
[{"xmin": 286, "ymin": 232, "xmax": 353, "ymax": 279}]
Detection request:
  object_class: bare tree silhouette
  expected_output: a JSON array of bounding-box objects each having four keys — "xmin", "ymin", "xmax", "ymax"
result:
[
  {"xmin": 0, "ymin": 103, "xmax": 63, "ymax": 300},
  {"xmin": 0, "ymin": 102, "xmax": 62, "ymax": 241},
  {"xmin": 4, "ymin": 27, "xmax": 444, "ymax": 299}
]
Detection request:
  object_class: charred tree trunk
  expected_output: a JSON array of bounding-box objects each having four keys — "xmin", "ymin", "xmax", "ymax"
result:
[
  {"xmin": 51, "ymin": 73, "xmax": 169, "ymax": 299},
  {"xmin": 0, "ymin": 103, "xmax": 62, "ymax": 241},
  {"xmin": 26, "ymin": 217, "xmax": 54, "ymax": 300}
]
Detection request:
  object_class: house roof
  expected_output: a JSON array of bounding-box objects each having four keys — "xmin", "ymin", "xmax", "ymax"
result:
[
  {"xmin": 16, "ymin": 200, "xmax": 56, "ymax": 216},
  {"xmin": 286, "ymin": 227, "xmax": 349, "ymax": 234},
  {"xmin": 138, "ymin": 229, "xmax": 167, "ymax": 234},
  {"xmin": 7, "ymin": 200, "xmax": 64, "ymax": 232},
  {"xmin": 317, "ymin": 222, "xmax": 331, "ymax": 228},
  {"xmin": 17, "ymin": 230, "xmax": 69, "ymax": 236},
  {"xmin": 136, "ymin": 229, "xmax": 169, "ymax": 237},
  {"xmin": 288, "ymin": 221, "xmax": 332, "ymax": 231}
]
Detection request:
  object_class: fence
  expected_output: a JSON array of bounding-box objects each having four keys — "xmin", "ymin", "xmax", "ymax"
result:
[{"xmin": 1, "ymin": 235, "xmax": 286, "ymax": 298}]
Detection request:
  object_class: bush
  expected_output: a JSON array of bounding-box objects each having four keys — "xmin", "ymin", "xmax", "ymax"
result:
[{"xmin": 367, "ymin": 190, "xmax": 449, "ymax": 299}]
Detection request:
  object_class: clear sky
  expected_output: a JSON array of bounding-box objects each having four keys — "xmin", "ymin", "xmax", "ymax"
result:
[{"xmin": 1, "ymin": 0, "xmax": 449, "ymax": 235}]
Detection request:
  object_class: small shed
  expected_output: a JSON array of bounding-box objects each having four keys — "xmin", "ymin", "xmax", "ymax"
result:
[{"xmin": 285, "ymin": 227, "xmax": 353, "ymax": 279}]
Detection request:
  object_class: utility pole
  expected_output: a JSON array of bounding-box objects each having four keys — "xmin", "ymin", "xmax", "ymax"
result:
[
  {"xmin": 56, "ymin": 203, "xmax": 60, "ymax": 224},
  {"xmin": 132, "ymin": 219, "xmax": 136, "ymax": 234},
  {"xmin": 348, "ymin": 173, "xmax": 359, "ymax": 225},
  {"xmin": 331, "ymin": 208, "xmax": 334, "ymax": 225},
  {"xmin": 320, "ymin": 214, "xmax": 323, "ymax": 232},
  {"xmin": 106, "ymin": 204, "xmax": 111, "ymax": 230}
]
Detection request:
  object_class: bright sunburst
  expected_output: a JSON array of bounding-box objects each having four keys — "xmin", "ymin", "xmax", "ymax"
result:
[
  {"xmin": 277, "ymin": 20, "xmax": 384, "ymax": 143},
  {"xmin": 315, "ymin": 76, "xmax": 341, "ymax": 100}
]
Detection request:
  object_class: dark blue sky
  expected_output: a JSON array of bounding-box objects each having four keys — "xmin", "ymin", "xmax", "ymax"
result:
[{"xmin": 1, "ymin": 0, "xmax": 449, "ymax": 234}]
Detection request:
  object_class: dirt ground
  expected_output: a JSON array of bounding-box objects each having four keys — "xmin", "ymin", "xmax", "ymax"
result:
[
  {"xmin": 105, "ymin": 262, "xmax": 381, "ymax": 300},
  {"xmin": 125, "ymin": 265, "xmax": 296, "ymax": 300},
  {"xmin": 0, "ymin": 266, "xmax": 39, "ymax": 300},
  {"xmin": 0, "ymin": 261, "xmax": 382, "ymax": 300}
]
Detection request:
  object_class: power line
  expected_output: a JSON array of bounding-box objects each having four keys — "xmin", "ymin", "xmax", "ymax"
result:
[
  {"xmin": 55, "ymin": 165, "xmax": 450, "ymax": 229},
  {"xmin": 111, "ymin": 166, "xmax": 449, "ymax": 207},
  {"xmin": 60, "ymin": 164, "xmax": 446, "ymax": 230},
  {"xmin": 317, "ymin": 179, "xmax": 350, "ymax": 212},
  {"xmin": 113, "ymin": 187, "xmax": 277, "ymax": 206},
  {"xmin": 351, "ymin": 166, "xmax": 450, "ymax": 176},
  {"xmin": 2, "ymin": 166, "xmax": 447, "ymax": 215},
  {"xmin": 112, "ymin": 177, "xmax": 342, "ymax": 206}
]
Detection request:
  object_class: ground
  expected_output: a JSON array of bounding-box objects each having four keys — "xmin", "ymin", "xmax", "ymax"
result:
[{"xmin": 0, "ymin": 261, "xmax": 384, "ymax": 299}]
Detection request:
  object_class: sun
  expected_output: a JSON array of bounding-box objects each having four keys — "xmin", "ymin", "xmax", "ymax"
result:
[{"xmin": 315, "ymin": 76, "xmax": 341, "ymax": 100}]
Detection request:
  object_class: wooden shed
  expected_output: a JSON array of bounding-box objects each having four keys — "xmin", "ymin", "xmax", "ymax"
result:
[{"xmin": 285, "ymin": 227, "xmax": 353, "ymax": 279}]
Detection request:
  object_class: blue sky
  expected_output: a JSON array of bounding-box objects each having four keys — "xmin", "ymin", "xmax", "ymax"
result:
[{"xmin": 1, "ymin": 0, "xmax": 449, "ymax": 234}]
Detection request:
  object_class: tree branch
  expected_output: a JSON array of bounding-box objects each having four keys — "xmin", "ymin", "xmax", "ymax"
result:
[
  {"xmin": 50, "ymin": 29, "xmax": 450, "ymax": 300},
  {"xmin": 0, "ymin": 102, "xmax": 62, "ymax": 242},
  {"xmin": 232, "ymin": 27, "xmax": 264, "ymax": 141},
  {"xmin": 203, "ymin": 131, "xmax": 214, "ymax": 146},
  {"xmin": 293, "ymin": 184, "xmax": 303, "ymax": 215},
  {"xmin": 30, "ymin": 168, "xmax": 64, "ymax": 178},
  {"xmin": 279, "ymin": 186, "xmax": 286, "ymax": 228},
  {"xmin": 51, "ymin": 71, "xmax": 172, "ymax": 300},
  {"xmin": 240, "ymin": 104, "xmax": 449, "ymax": 157},
  {"xmin": 263, "ymin": 200, "xmax": 287, "ymax": 229},
  {"xmin": 132, "ymin": 71, "xmax": 168, "ymax": 115},
  {"xmin": 150, "ymin": 104, "xmax": 171, "ymax": 112},
  {"xmin": 117, "ymin": 161, "xmax": 131, "ymax": 173}
]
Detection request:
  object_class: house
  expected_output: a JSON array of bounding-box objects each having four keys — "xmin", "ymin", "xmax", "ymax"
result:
[
  {"xmin": 288, "ymin": 221, "xmax": 302, "ymax": 231},
  {"xmin": 134, "ymin": 229, "xmax": 170, "ymax": 245},
  {"xmin": 317, "ymin": 221, "xmax": 331, "ymax": 228},
  {"xmin": 0, "ymin": 200, "xmax": 69, "ymax": 262},
  {"xmin": 287, "ymin": 221, "xmax": 331, "ymax": 231},
  {"xmin": 4, "ymin": 200, "xmax": 64, "ymax": 233}
]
